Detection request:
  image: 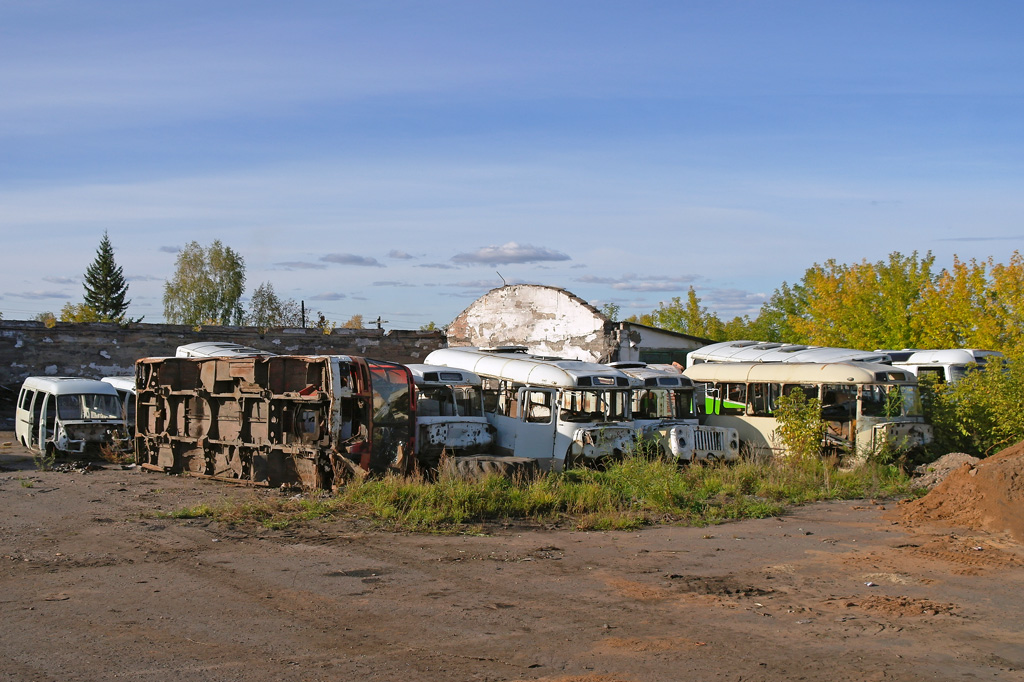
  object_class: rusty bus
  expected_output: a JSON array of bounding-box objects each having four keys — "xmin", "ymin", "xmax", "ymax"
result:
[{"xmin": 134, "ymin": 354, "xmax": 415, "ymax": 488}]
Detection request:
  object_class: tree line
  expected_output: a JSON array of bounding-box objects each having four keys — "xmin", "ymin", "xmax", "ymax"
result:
[
  {"xmin": 42, "ymin": 235, "xmax": 364, "ymax": 329},
  {"xmin": 45, "ymin": 237, "xmax": 1024, "ymax": 358},
  {"xmin": 628, "ymin": 250, "xmax": 1024, "ymax": 359}
]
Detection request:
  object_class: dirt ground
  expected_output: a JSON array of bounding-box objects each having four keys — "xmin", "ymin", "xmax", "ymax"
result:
[{"xmin": 2, "ymin": 433, "xmax": 1023, "ymax": 682}]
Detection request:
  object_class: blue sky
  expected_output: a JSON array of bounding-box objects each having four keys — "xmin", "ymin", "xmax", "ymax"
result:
[{"xmin": 2, "ymin": 1, "xmax": 1023, "ymax": 328}]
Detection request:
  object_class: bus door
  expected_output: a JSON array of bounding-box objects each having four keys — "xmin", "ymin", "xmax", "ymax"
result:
[{"xmin": 513, "ymin": 388, "xmax": 557, "ymax": 461}]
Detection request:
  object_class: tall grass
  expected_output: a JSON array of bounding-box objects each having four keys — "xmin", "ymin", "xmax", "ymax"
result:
[{"xmin": 165, "ymin": 456, "xmax": 912, "ymax": 532}]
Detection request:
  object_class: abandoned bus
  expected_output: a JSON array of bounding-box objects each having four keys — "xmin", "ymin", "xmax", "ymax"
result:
[
  {"xmin": 609, "ymin": 362, "xmax": 740, "ymax": 461},
  {"xmin": 16, "ymin": 377, "xmax": 130, "ymax": 457},
  {"xmin": 682, "ymin": 361, "xmax": 932, "ymax": 460},
  {"xmin": 424, "ymin": 347, "xmax": 635, "ymax": 469},
  {"xmin": 134, "ymin": 354, "xmax": 415, "ymax": 488},
  {"xmin": 175, "ymin": 342, "xmax": 276, "ymax": 358},
  {"xmin": 687, "ymin": 340, "xmax": 891, "ymax": 366},
  {"xmin": 406, "ymin": 364, "xmax": 495, "ymax": 466},
  {"xmin": 879, "ymin": 348, "xmax": 1003, "ymax": 384},
  {"xmin": 101, "ymin": 375, "xmax": 137, "ymax": 434}
]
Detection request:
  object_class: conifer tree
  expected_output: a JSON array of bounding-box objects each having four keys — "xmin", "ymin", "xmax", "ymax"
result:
[{"xmin": 83, "ymin": 231, "xmax": 131, "ymax": 322}]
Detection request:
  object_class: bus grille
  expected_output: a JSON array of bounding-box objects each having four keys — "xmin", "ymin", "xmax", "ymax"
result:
[{"xmin": 694, "ymin": 429, "xmax": 724, "ymax": 452}]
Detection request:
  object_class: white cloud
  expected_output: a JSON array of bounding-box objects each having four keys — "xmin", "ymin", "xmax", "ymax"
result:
[{"xmin": 451, "ymin": 242, "xmax": 570, "ymax": 265}]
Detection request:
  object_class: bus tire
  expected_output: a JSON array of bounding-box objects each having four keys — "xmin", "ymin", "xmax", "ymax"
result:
[{"xmin": 441, "ymin": 456, "xmax": 539, "ymax": 482}]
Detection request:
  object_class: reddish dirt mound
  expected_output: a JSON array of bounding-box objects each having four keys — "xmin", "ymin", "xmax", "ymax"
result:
[{"xmin": 900, "ymin": 440, "xmax": 1024, "ymax": 544}]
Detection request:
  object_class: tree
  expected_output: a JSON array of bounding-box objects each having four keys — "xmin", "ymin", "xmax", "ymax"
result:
[
  {"xmin": 34, "ymin": 311, "xmax": 56, "ymax": 327},
  {"xmin": 341, "ymin": 314, "xmax": 363, "ymax": 329},
  {"xmin": 644, "ymin": 288, "xmax": 727, "ymax": 340},
  {"xmin": 163, "ymin": 240, "xmax": 246, "ymax": 325},
  {"xmin": 751, "ymin": 251, "xmax": 935, "ymax": 349},
  {"xmin": 599, "ymin": 302, "xmax": 620, "ymax": 322},
  {"xmin": 246, "ymin": 282, "xmax": 303, "ymax": 328},
  {"xmin": 82, "ymin": 231, "xmax": 131, "ymax": 322},
  {"xmin": 59, "ymin": 303, "xmax": 102, "ymax": 323}
]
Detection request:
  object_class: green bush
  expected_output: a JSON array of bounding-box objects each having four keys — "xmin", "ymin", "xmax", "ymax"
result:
[
  {"xmin": 772, "ymin": 390, "xmax": 827, "ymax": 461},
  {"xmin": 922, "ymin": 356, "xmax": 1024, "ymax": 458}
]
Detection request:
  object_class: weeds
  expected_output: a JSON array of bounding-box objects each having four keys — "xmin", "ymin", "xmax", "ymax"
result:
[
  {"xmin": 165, "ymin": 455, "xmax": 913, "ymax": 533},
  {"xmin": 34, "ymin": 447, "xmax": 56, "ymax": 472}
]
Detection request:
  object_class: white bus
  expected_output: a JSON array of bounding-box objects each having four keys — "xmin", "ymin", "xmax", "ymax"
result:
[
  {"xmin": 424, "ymin": 347, "xmax": 636, "ymax": 470},
  {"xmin": 405, "ymin": 364, "xmax": 495, "ymax": 466},
  {"xmin": 101, "ymin": 375, "xmax": 137, "ymax": 434},
  {"xmin": 16, "ymin": 377, "xmax": 130, "ymax": 457},
  {"xmin": 682, "ymin": 361, "xmax": 932, "ymax": 461},
  {"xmin": 176, "ymin": 342, "xmax": 276, "ymax": 358},
  {"xmin": 687, "ymin": 340, "xmax": 891, "ymax": 366},
  {"xmin": 879, "ymin": 348, "xmax": 1003, "ymax": 384},
  {"xmin": 609, "ymin": 362, "xmax": 739, "ymax": 461}
]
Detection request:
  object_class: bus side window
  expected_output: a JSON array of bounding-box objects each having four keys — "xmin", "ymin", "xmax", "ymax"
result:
[
  {"xmin": 497, "ymin": 382, "xmax": 520, "ymax": 418},
  {"xmin": 821, "ymin": 384, "xmax": 856, "ymax": 419},
  {"xmin": 749, "ymin": 383, "xmax": 779, "ymax": 416},
  {"xmin": 917, "ymin": 367, "xmax": 945, "ymax": 384},
  {"xmin": 482, "ymin": 378, "xmax": 500, "ymax": 413},
  {"xmin": 30, "ymin": 391, "xmax": 43, "ymax": 429},
  {"xmin": 44, "ymin": 394, "xmax": 56, "ymax": 438},
  {"xmin": 720, "ymin": 383, "xmax": 746, "ymax": 415},
  {"xmin": 524, "ymin": 391, "xmax": 552, "ymax": 423},
  {"xmin": 782, "ymin": 384, "xmax": 816, "ymax": 400}
]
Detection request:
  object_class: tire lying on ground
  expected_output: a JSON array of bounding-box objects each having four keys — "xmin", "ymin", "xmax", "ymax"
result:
[{"xmin": 439, "ymin": 455, "xmax": 540, "ymax": 482}]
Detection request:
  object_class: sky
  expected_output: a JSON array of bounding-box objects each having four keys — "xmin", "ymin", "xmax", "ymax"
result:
[{"xmin": 2, "ymin": 1, "xmax": 1023, "ymax": 329}]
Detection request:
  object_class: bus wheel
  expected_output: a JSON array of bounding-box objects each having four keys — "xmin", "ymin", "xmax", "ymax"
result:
[{"xmin": 441, "ymin": 456, "xmax": 539, "ymax": 483}]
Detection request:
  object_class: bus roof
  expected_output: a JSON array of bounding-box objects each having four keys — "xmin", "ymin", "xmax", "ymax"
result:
[
  {"xmin": 176, "ymin": 342, "xmax": 276, "ymax": 358},
  {"xmin": 405, "ymin": 363, "xmax": 483, "ymax": 386},
  {"xmin": 608, "ymin": 362, "xmax": 694, "ymax": 388},
  {"xmin": 687, "ymin": 340, "xmax": 891, "ymax": 366},
  {"xmin": 21, "ymin": 376, "xmax": 121, "ymax": 395},
  {"xmin": 682, "ymin": 361, "xmax": 917, "ymax": 385},
  {"xmin": 896, "ymin": 349, "xmax": 1002, "ymax": 366},
  {"xmin": 426, "ymin": 347, "xmax": 633, "ymax": 389},
  {"xmin": 101, "ymin": 376, "xmax": 136, "ymax": 393}
]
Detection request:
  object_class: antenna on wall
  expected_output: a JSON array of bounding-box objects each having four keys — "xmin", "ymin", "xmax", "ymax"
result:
[{"xmin": 497, "ymin": 271, "xmax": 507, "ymax": 286}]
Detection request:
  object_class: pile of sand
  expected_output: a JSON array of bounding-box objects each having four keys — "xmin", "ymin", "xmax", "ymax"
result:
[{"xmin": 900, "ymin": 441, "xmax": 1024, "ymax": 544}]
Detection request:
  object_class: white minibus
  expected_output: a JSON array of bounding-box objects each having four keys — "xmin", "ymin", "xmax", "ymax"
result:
[{"xmin": 16, "ymin": 377, "xmax": 129, "ymax": 457}]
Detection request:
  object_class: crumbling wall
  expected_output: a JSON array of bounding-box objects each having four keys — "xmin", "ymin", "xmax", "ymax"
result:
[
  {"xmin": 446, "ymin": 284, "xmax": 615, "ymax": 362},
  {"xmin": 0, "ymin": 320, "xmax": 444, "ymax": 428}
]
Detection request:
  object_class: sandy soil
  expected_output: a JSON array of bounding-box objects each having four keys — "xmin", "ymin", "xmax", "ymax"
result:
[{"xmin": 2, "ymin": 432, "xmax": 1023, "ymax": 682}]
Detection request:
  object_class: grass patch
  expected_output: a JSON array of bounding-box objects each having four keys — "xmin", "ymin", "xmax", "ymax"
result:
[{"xmin": 164, "ymin": 456, "xmax": 913, "ymax": 533}]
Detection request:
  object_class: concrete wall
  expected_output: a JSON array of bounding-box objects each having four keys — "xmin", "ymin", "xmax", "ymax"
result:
[
  {"xmin": 446, "ymin": 284, "xmax": 617, "ymax": 362},
  {"xmin": 0, "ymin": 320, "xmax": 445, "ymax": 428}
]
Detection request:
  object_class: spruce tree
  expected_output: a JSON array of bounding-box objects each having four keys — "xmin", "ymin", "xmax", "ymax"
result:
[{"xmin": 83, "ymin": 231, "xmax": 131, "ymax": 322}]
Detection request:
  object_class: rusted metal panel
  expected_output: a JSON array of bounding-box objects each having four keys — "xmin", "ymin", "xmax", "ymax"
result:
[{"xmin": 134, "ymin": 355, "xmax": 415, "ymax": 489}]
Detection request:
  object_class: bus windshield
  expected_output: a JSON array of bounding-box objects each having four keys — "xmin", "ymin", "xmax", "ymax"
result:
[
  {"xmin": 632, "ymin": 388, "xmax": 695, "ymax": 421},
  {"xmin": 558, "ymin": 390, "xmax": 630, "ymax": 423},
  {"xmin": 861, "ymin": 384, "xmax": 923, "ymax": 418},
  {"xmin": 416, "ymin": 385, "xmax": 484, "ymax": 417},
  {"xmin": 57, "ymin": 393, "xmax": 121, "ymax": 421}
]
